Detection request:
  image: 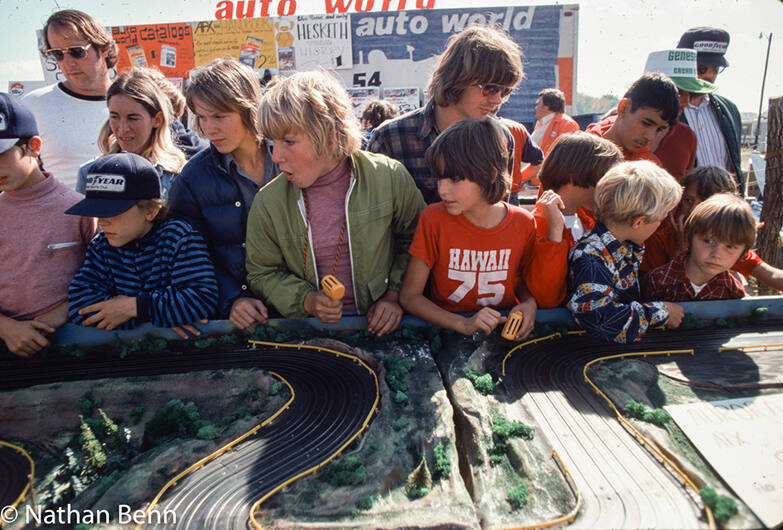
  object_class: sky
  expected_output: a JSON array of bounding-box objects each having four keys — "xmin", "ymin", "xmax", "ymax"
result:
[{"xmin": 1, "ymin": 0, "xmax": 781, "ymax": 114}]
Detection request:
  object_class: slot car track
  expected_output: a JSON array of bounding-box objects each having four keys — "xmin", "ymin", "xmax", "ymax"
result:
[
  {"xmin": 0, "ymin": 343, "xmax": 379, "ymax": 529},
  {"xmin": 0, "ymin": 443, "xmax": 32, "ymax": 511},
  {"xmin": 502, "ymin": 326, "xmax": 782, "ymax": 529}
]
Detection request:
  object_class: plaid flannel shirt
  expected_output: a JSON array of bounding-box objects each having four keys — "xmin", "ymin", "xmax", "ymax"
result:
[
  {"xmin": 568, "ymin": 221, "xmax": 669, "ymax": 343},
  {"xmin": 643, "ymin": 253, "xmax": 745, "ymax": 302},
  {"xmin": 368, "ymin": 100, "xmax": 515, "ymax": 205}
]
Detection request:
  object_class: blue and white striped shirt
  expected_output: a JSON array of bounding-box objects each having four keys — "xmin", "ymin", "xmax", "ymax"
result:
[{"xmin": 68, "ymin": 219, "xmax": 219, "ymax": 329}]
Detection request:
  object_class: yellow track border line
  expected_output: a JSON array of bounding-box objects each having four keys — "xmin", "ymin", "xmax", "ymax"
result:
[
  {"xmin": 583, "ymin": 349, "xmax": 716, "ymax": 529},
  {"xmin": 247, "ymin": 340, "xmax": 380, "ymax": 529},
  {"xmin": 141, "ymin": 368, "xmax": 295, "ymax": 525},
  {"xmin": 0, "ymin": 440, "xmax": 35, "ymax": 528}
]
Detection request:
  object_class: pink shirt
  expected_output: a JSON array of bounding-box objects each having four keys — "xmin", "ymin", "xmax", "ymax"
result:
[
  {"xmin": 303, "ymin": 159, "xmax": 356, "ymax": 312},
  {"xmin": 0, "ymin": 175, "xmax": 97, "ymax": 320}
]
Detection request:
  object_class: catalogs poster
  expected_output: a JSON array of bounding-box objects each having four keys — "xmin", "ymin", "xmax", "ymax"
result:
[{"xmin": 111, "ymin": 23, "xmax": 195, "ymax": 78}]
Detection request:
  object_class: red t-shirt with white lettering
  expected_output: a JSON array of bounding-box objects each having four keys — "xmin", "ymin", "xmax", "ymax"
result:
[{"xmin": 409, "ymin": 202, "xmax": 536, "ymax": 313}]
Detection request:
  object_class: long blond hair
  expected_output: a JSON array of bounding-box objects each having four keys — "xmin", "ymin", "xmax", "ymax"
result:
[{"xmin": 98, "ymin": 68, "xmax": 186, "ymax": 173}]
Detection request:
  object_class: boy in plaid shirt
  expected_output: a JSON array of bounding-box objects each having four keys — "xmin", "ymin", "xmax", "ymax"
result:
[
  {"xmin": 643, "ymin": 193, "xmax": 752, "ymax": 302},
  {"xmin": 568, "ymin": 161, "xmax": 684, "ymax": 343}
]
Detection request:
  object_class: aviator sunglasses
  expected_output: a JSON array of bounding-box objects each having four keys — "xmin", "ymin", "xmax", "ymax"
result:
[
  {"xmin": 477, "ymin": 83, "xmax": 515, "ymax": 98},
  {"xmin": 44, "ymin": 43, "xmax": 92, "ymax": 62}
]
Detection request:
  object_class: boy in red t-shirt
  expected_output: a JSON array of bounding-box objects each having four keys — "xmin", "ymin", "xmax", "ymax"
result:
[
  {"xmin": 532, "ymin": 132, "xmax": 623, "ymax": 307},
  {"xmin": 400, "ymin": 119, "xmax": 539, "ymax": 340},
  {"xmin": 642, "ymin": 166, "xmax": 783, "ymax": 291}
]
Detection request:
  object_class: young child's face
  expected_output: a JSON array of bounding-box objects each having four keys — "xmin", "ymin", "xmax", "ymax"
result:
[
  {"xmin": 98, "ymin": 204, "xmax": 156, "ymax": 247},
  {"xmin": 688, "ymin": 234, "xmax": 745, "ymax": 278},
  {"xmin": 0, "ymin": 143, "xmax": 39, "ymax": 192},
  {"xmin": 109, "ymin": 94, "xmax": 162, "ymax": 156},
  {"xmin": 437, "ymin": 177, "xmax": 485, "ymax": 216},
  {"xmin": 679, "ymin": 183, "xmax": 702, "ymax": 219}
]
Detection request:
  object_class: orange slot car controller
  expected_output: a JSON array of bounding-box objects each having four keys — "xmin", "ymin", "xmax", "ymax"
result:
[
  {"xmin": 321, "ymin": 274, "xmax": 345, "ymax": 301},
  {"xmin": 501, "ymin": 311, "xmax": 524, "ymax": 340}
]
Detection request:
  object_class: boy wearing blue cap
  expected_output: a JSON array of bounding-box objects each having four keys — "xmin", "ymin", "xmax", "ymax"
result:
[
  {"xmin": 66, "ymin": 152, "xmax": 219, "ymax": 336},
  {"xmin": 0, "ymin": 93, "xmax": 97, "ymax": 357}
]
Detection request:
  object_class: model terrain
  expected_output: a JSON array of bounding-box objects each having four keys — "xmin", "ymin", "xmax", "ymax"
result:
[{"xmin": 1, "ymin": 303, "xmax": 781, "ymax": 529}]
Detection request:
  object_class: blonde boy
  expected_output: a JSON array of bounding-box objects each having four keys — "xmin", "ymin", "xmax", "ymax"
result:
[
  {"xmin": 643, "ymin": 194, "xmax": 752, "ymax": 301},
  {"xmin": 568, "ymin": 161, "xmax": 684, "ymax": 343}
]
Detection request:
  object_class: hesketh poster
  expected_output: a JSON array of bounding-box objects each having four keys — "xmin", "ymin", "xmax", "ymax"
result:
[
  {"xmin": 283, "ymin": 14, "xmax": 353, "ymax": 71},
  {"xmin": 111, "ymin": 23, "xmax": 196, "ymax": 78}
]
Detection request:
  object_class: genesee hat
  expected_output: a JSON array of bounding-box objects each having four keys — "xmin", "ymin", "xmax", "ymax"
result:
[
  {"xmin": 644, "ymin": 49, "xmax": 717, "ymax": 94},
  {"xmin": 0, "ymin": 92, "xmax": 39, "ymax": 154},
  {"xmin": 65, "ymin": 152, "xmax": 161, "ymax": 218},
  {"xmin": 677, "ymin": 27, "xmax": 730, "ymax": 68}
]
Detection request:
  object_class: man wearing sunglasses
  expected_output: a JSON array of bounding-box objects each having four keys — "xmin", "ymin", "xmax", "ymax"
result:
[
  {"xmin": 22, "ymin": 9, "xmax": 117, "ymax": 190},
  {"xmin": 368, "ymin": 26, "xmax": 523, "ymax": 204},
  {"xmin": 677, "ymin": 27, "xmax": 743, "ymax": 191}
]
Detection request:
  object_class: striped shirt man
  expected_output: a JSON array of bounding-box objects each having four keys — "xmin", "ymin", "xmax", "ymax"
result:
[
  {"xmin": 68, "ymin": 219, "xmax": 218, "ymax": 329},
  {"xmin": 683, "ymin": 95, "xmax": 730, "ymax": 172}
]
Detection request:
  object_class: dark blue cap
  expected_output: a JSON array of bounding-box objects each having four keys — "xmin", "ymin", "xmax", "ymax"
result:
[
  {"xmin": 65, "ymin": 153, "xmax": 161, "ymax": 218},
  {"xmin": 677, "ymin": 27, "xmax": 730, "ymax": 68},
  {"xmin": 0, "ymin": 92, "xmax": 39, "ymax": 154}
]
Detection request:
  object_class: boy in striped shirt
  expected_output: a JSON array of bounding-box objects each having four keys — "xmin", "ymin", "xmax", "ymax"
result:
[{"xmin": 66, "ymin": 153, "xmax": 218, "ymax": 338}]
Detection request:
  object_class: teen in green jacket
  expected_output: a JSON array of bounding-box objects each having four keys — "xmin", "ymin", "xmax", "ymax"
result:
[{"xmin": 246, "ymin": 71, "xmax": 425, "ymax": 336}]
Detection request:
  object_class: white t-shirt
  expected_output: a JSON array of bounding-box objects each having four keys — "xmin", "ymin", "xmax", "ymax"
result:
[
  {"xmin": 22, "ymin": 82, "xmax": 108, "ymax": 190},
  {"xmin": 690, "ymin": 281, "xmax": 706, "ymax": 295},
  {"xmin": 563, "ymin": 214, "xmax": 585, "ymax": 241}
]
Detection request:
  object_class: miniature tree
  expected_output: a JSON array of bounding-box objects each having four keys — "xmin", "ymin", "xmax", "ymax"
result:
[
  {"xmin": 507, "ymin": 483, "xmax": 529, "ymax": 509},
  {"xmin": 79, "ymin": 415, "xmax": 106, "ymax": 472},
  {"xmin": 322, "ymin": 455, "xmax": 367, "ymax": 486},
  {"xmin": 98, "ymin": 409, "xmax": 120, "ymax": 448},
  {"xmin": 701, "ymin": 486, "xmax": 738, "ymax": 524},
  {"xmin": 406, "ymin": 454, "xmax": 432, "ymax": 499},
  {"xmin": 433, "ymin": 442, "xmax": 451, "ymax": 480},
  {"xmin": 142, "ymin": 399, "xmax": 201, "ymax": 449},
  {"xmin": 465, "ymin": 369, "xmax": 496, "ymax": 395}
]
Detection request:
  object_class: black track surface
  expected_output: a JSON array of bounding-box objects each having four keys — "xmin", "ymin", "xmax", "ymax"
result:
[
  {"xmin": 0, "ymin": 344, "xmax": 378, "ymax": 529},
  {"xmin": 0, "ymin": 444, "xmax": 29, "ymax": 509},
  {"xmin": 502, "ymin": 326, "xmax": 781, "ymax": 528}
]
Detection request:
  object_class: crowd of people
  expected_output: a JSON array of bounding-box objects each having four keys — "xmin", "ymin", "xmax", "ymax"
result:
[{"xmin": 1, "ymin": 9, "xmax": 777, "ymax": 357}]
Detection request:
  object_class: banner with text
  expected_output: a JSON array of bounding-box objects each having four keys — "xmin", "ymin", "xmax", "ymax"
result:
[
  {"xmin": 111, "ymin": 23, "xmax": 196, "ymax": 78},
  {"xmin": 334, "ymin": 5, "xmax": 573, "ymax": 123},
  {"xmin": 192, "ymin": 18, "xmax": 278, "ymax": 70}
]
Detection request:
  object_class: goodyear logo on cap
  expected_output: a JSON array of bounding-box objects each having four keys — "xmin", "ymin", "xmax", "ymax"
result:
[
  {"xmin": 86, "ymin": 173, "xmax": 126, "ymax": 192},
  {"xmin": 693, "ymin": 40, "xmax": 728, "ymax": 53}
]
